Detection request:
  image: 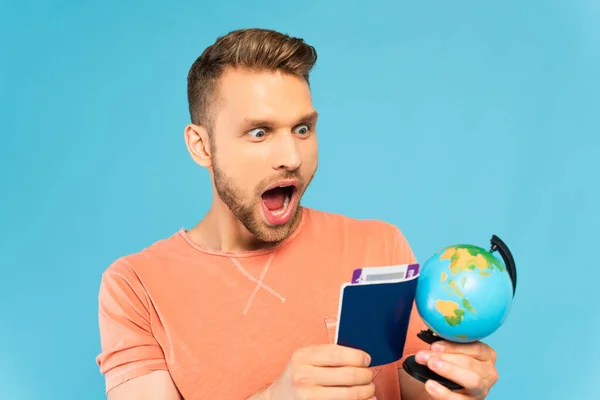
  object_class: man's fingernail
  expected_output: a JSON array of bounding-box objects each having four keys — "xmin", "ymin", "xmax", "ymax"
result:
[
  {"xmin": 431, "ymin": 343, "xmax": 444, "ymax": 352},
  {"xmin": 364, "ymin": 354, "xmax": 371, "ymax": 366},
  {"xmin": 416, "ymin": 351, "xmax": 430, "ymax": 363}
]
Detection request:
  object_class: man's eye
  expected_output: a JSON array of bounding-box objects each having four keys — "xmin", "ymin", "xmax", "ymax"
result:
[
  {"xmin": 248, "ymin": 128, "xmax": 266, "ymax": 138},
  {"xmin": 294, "ymin": 124, "xmax": 310, "ymax": 135}
]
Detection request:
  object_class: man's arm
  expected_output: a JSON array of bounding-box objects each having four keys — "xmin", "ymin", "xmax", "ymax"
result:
[
  {"xmin": 107, "ymin": 371, "xmax": 182, "ymax": 400},
  {"xmin": 96, "ymin": 260, "xmax": 174, "ymax": 398}
]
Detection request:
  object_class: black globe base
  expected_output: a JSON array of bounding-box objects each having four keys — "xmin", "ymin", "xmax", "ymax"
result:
[
  {"xmin": 402, "ymin": 355, "xmax": 463, "ymax": 391},
  {"xmin": 402, "ymin": 329, "xmax": 464, "ymax": 391}
]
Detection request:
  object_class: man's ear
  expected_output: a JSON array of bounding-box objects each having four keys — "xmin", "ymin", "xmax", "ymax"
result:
[{"xmin": 184, "ymin": 123, "xmax": 213, "ymax": 168}]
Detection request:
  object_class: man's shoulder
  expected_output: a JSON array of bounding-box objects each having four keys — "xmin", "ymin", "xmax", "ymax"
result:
[
  {"xmin": 101, "ymin": 230, "xmax": 186, "ymax": 281},
  {"xmin": 305, "ymin": 207, "xmax": 404, "ymax": 237},
  {"xmin": 303, "ymin": 207, "xmax": 416, "ymax": 264}
]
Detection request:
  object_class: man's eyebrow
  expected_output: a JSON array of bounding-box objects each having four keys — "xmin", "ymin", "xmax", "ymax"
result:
[
  {"xmin": 242, "ymin": 111, "xmax": 319, "ymax": 128},
  {"xmin": 298, "ymin": 110, "xmax": 319, "ymax": 123}
]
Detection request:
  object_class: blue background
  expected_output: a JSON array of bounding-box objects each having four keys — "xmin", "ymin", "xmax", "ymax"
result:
[{"xmin": 1, "ymin": 0, "xmax": 598, "ymax": 399}]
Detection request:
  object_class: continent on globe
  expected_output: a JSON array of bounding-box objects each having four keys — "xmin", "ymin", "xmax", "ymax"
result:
[
  {"xmin": 462, "ymin": 298, "xmax": 476, "ymax": 313},
  {"xmin": 440, "ymin": 245, "xmax": 506, "ymax": 276},
  {"xmin": 447, "ymin": 279, "xmax": 464, "ymax": 297},
  {"xmin": 435, "ymin": 299, "xmax": 464, "ymax": 326}
]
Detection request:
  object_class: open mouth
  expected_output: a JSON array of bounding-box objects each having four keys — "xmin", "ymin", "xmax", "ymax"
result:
[
  {"xmin": 261, "ymin": 185, "xmax": 296, "ymax": 215},
  {"xmin": 260, "ymin": 183, "xmax": 299, "ymax": 225}
]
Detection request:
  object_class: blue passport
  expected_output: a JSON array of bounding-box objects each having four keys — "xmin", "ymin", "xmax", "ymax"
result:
[{"xmin": 334, "ymin": 264, "xmax": 420, "ymax": 367}]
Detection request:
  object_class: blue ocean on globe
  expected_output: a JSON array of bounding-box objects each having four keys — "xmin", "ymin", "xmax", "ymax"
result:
[{"xmin": 415, "ymin": 244, "xmax": 514, "ymax": 343}]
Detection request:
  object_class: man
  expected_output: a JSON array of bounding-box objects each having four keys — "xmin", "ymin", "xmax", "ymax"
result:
[{"xmin": 96, "ymin": 28, "xmax": 499, "ymax": 400}]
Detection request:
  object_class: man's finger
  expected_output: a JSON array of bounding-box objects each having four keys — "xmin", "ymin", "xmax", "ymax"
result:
[
  {"xmin": 305, "ymin": 365, "xmax": 373, "ymax": 387},
  {"xmin": 424, "ymin": 380, "xmax": 469, "ymax": 400},
  {"xmin": 417, "ymin": 351, "xmax": 486, "ymax": 377},
  {"xmin": 426, "ymin": 355, "xmax": 488, "ymax": 395},
  {"xmin": 294, "ymin": 344, "xmax": 371, "ymax": 367},
  {"xmin": 431, "ymin": 340, "xmax": 496, "ymax": 362}
]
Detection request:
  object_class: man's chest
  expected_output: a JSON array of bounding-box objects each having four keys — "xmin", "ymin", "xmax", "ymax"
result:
[
  {"xmin": 141, "ymin": 242, "xmax": 397, "ymax": 398},
  {"xmin": 143, "ymin": 252, "xmax": 356, "ymax": 397}
]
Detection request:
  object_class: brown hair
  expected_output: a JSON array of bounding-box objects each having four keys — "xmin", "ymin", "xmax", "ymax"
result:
[{"xmin": 186, "ymin": 28, "xmax": 318, "ymax": 130}]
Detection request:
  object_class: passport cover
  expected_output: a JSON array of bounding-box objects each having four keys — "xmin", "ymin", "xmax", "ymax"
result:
[{"xmin": 334, "ymin": 273, "xmax": 419, "ymax": 367}]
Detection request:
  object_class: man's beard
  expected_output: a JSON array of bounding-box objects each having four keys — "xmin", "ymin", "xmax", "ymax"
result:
[{"xmin": 212, "ymin": 162, "xmax": 313, "ymax": 243}]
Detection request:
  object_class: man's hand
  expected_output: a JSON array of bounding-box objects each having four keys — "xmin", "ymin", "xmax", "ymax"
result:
[
  {"xmin": 264, "ymin": 344, "xmax": 376, "ymax": 400},
  {"xmin": 415, "ymin": 341, "xmax": 499, "ymax": 399}
]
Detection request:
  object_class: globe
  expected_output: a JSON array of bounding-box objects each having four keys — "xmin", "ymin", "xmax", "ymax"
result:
[{"xmin": 414, "ymin": 238, "xmax": 516, "ymax": 343}]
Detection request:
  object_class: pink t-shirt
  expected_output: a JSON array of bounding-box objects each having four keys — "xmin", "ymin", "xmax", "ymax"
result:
[{"xmin": 96, "ymin": 207, "xmax": 428, "ymax": 399}]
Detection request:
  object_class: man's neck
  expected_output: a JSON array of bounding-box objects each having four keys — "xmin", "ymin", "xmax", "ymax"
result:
[{"xmin": 186, "ymin": 203, "xmax": 266, "ymax": 252}]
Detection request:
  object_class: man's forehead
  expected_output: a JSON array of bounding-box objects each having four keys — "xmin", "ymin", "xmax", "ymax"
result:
[{"xmin": 217, "ymin": 68, "xmax": 314, "ymax": 124}]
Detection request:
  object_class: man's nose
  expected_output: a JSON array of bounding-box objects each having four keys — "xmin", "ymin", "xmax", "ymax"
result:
[{"xmin": 272, "ymin": 133, "xmax": 302, "ymax": 171}]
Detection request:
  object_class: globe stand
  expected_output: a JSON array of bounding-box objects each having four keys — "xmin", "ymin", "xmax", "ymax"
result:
[
  {"xmin": 402, "ymin": 330, "xmax": 464, "ymax": 391},
  {"xmin": 402, "ymin": 234, "xmax": 517, "ymax": 391}
]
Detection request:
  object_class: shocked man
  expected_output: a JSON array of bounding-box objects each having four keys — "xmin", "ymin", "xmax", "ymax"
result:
[{"xmin": 96, "ymin": 28, "xmax": 499, "ymax": 400}]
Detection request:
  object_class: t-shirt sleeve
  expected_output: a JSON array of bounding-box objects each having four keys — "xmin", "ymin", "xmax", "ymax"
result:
[
  {"xmin": 389, "ymin": 226, "xmax": 430, "ymax": 366},
  {"xmin": 95, "ymin": 258, "xmax": 168, "ymax": 393}
]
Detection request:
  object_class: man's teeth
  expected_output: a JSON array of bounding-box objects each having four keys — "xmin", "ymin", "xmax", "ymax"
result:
[{"xmin": 271, "ymin": 194, "xmax": 291, "ymax": 216}]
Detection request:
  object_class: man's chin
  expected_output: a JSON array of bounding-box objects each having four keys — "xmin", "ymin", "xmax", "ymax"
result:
[
  {"xmin": 254, "ymin": 227, "xmax": 292, "ymax": 244},
  {"xmin": 254, "ymin": 206, "xmax": 301, "ymax": 243}
]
